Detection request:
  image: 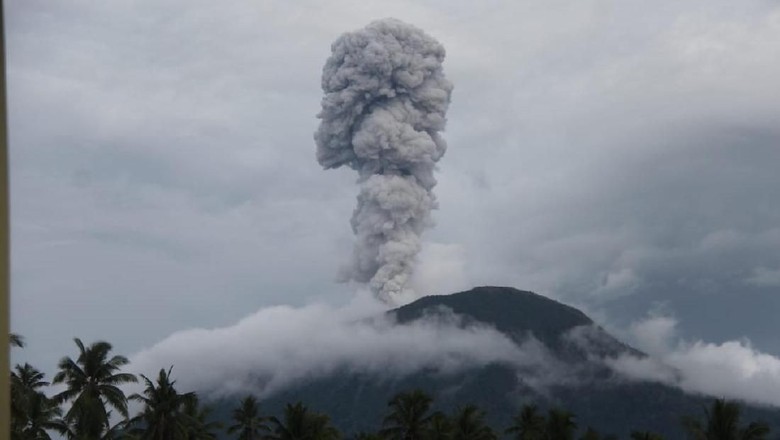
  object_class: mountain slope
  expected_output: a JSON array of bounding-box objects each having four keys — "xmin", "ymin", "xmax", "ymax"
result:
[
  {"xmin": 394, "ymin": 286, "xmax": 593, "ymax": 339},
  {"xmin": 209, "ymin": 286, "xmax": 780, "ymax": 438},
  {"xmin": 392, "ymin": 286, "xmax": 639, "ymax": 358}
]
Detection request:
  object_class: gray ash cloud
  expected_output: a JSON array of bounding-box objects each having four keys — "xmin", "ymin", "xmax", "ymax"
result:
[{"xmin": 315, "ymin": 19, "xmax": 453, "ymax": 303}]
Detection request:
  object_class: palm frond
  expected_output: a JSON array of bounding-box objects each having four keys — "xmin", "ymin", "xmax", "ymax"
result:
[{"xmin": 10, "ymin": 333, "xmax": 24, "ymax": 347}]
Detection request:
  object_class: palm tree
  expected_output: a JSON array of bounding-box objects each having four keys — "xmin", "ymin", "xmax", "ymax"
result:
[
  {"xmin": 52, "ymin": 338, "xmax": 136, "ymax": 439},
  {"xmin": 11, "ymin": 363, "xmax": 48, "ymax": 433},
  {"xmin": 127, "ymin": 367, "xmax": 194, "ymax": 440},
  {"xmin": 227, "ymin": 396, "xmax": 268, "ymax": 440},
  {"xmin": 182, "ymin": 394, "xmax": 223, "ymax": 440},
  {"xmin": 12, "ymin": 363, "xmax": 49, "ymax": 393},
  {"xmin": 505, "ymin": 404, "xmax": 546, "ymax": 440},
  {"xmin": 545, "ymin": 408, "xmax": 576, "ymax": 440},
  {"xmin": 630, "ymin": 431, "xmax": 664, "ymax": 440},
  {"xmin": 15, "ymin": 391, "xmax": 69, "ymax": 440},
  {"xmin": 682, "ymin": 399, "xmax": 769, "ymax": 440},
  {"xmin": 267, "ymin": 402, "xmax": 310, "ymax": 440},
  {"xmin": 101, "ymin": 414, "xmax": 131, "ymax": 440},
  {"xmin": 267, "ymin": 402, "xmax": 340, "ymax": 440},
  {"xmin": 305, "ymin": 412, "xmax": 341, "ymax": 440},
  {"xmin": 10, "ymin": 363, "xmax": 68, "ymax": 440},
  {"xmin": 424, "ymin": 411, "xmax": 452, "ymax": 440},
  {"xmin": 450, "ymin": 405, "xmax": 495, "ymax": 440},
  {"xmin": 380, "ymin": 390, "xmax": 434, "ymax": 440}
]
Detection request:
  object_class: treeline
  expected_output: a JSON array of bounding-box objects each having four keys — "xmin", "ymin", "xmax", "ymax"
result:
[{"xmin": 8, "ymin": 335, "xmax": 772, "ymax": 440}]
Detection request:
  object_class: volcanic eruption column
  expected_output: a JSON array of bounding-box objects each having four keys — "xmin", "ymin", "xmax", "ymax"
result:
[{"xmin": 315, "ymin": 19, "xmax": 453, "ymax": 303}]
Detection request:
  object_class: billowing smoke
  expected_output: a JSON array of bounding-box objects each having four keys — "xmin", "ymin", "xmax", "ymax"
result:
[{"xmin": 315, "ymin": 19, "xmax": 453, "ymax": 303}]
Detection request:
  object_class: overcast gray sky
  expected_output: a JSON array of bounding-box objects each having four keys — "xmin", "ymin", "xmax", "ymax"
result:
[{"xmin": 7, "ymin": 0, "xmax": 780, "ymax": 386}]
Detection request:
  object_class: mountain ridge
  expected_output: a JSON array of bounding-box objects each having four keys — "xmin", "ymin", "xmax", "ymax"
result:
[{"xmin": 392, "ymin": 286, "xmax": 641, "ymax": 360}]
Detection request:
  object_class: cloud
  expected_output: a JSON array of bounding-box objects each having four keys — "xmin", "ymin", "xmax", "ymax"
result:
[
  {"xmin": 129, "ymin": 292, "xmax": 547, "ymax": 399},
  {"xmin": 593, "ymin": 268, "xmax": 640, "ymax": 298},
  {"xmin": 627, "ymin": 314, "xmax": 677, "ymax": 356},
  {"xmin": 408, "ymin": 242, "xmax": 470, "ymax": 299},
  {"xmin": 607, "ymin": 314, "xmax": 780, "ymax": 407},
  {"xmin": 746, "ymin": 267, "xmax": 780, "ymax": 287}
]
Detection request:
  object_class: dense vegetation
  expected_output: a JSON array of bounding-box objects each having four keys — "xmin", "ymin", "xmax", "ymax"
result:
[{"xmin": 8, "ymin": 334, "xmax": 773, "ymax": 440}]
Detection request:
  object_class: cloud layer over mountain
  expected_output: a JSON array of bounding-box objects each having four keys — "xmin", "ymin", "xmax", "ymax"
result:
[
  {"xmin": 609, "ymin": 314, "xmax": 780, "ymax": 407},
  {"xmin": 130, "ymin": 293, "xmax": 551, "ymax": 398}
]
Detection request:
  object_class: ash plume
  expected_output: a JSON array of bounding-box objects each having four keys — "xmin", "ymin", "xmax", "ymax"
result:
[{"xmin": 315, "ymin": 19, "xmax": 453, "ymax": 303}]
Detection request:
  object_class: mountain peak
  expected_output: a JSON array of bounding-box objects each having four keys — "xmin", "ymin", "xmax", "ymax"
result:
[{"xmin": 392, "ymin": 286, "xmax": 594, "ymax": 347}]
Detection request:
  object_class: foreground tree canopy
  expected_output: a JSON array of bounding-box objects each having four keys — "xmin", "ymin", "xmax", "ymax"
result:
[{"xmin": 8, "ymin": 334, "xmax": 774, "ymax": 440}]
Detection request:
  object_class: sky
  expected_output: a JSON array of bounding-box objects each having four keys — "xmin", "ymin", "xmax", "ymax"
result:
[{"xmin": 6, "ymin": 0, "xmax": 780, "ymax": 402}]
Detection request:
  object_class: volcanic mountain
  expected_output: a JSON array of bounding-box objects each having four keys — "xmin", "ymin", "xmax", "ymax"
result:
[{"xmin": 211, "ymin": 286, "xmax": 780, "ymax": 438}]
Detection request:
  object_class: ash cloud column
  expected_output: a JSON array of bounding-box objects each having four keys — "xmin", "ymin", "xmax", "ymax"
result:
[{"xmin": 315, "ymin": 19, "xmax": 453, "ymax": 303}]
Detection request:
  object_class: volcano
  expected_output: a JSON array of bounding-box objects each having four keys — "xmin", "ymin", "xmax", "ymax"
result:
[{"xmin": 210, "ymin": 287, "xmax": 780, "ymax": 438}]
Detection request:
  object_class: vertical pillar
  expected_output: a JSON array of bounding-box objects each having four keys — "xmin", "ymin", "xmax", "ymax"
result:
[{"xmin": 0, "ymin": 1, "xmax": 11, "ymax": 437}]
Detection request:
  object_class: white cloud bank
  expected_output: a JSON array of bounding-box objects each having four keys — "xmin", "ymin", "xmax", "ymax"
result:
[
  {"xmin": 608, "ymin": 314, "xmax": 780, "ymax": 407},
  {"xmin": 129, "ymin": 291, "xmax": 545, "ymax": 399},
  {"xmin": 131, "ymin": 291, "xmax": 780, "ymax": 408}
]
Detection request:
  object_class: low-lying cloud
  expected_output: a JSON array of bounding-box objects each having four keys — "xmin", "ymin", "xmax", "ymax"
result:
[
  {"xmin": 607, "ymin": 314, "xmax": 780, "ymax": 407},
  {"xmin": 130, "ymin": 292, "xmax": 544, "ymax": 399},
  {"xmin": 131, "ymin": 293, "xmax": 780, "ymax": 409}
]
